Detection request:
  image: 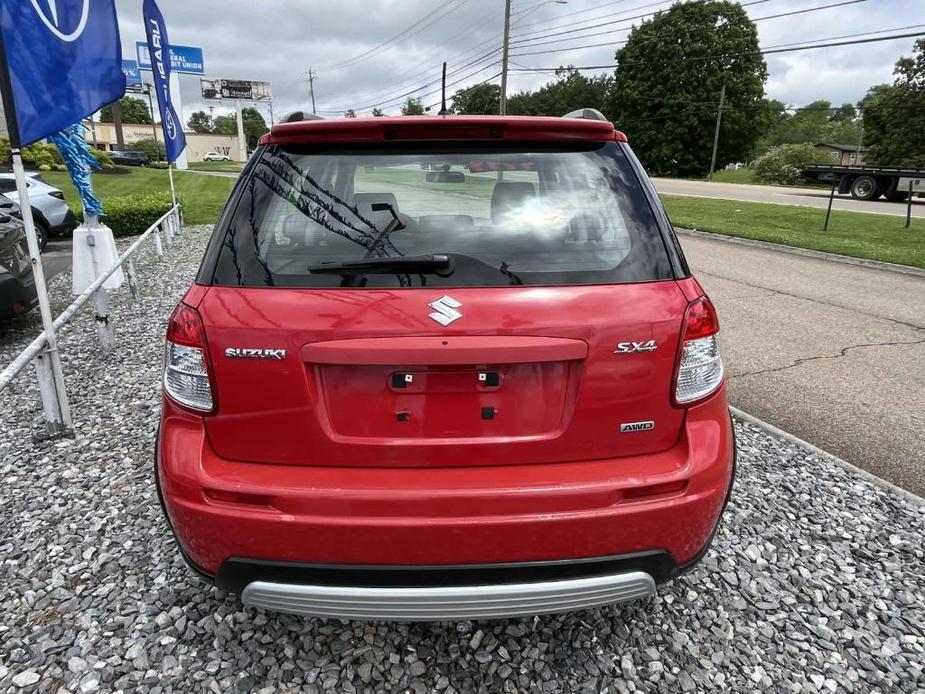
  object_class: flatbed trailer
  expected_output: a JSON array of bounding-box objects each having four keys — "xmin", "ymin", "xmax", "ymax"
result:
[{"xmin": 802, "ymin": 164, "xmax": 925, "ymax": 202}]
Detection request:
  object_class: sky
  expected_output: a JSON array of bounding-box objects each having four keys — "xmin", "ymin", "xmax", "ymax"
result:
[{"xmin": 114, "ymin": 0, "xmax": 923, "ymax": 126}]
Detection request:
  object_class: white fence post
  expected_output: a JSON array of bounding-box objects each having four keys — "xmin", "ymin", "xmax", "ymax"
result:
[
  {"xmin": 126, "ymin": 258, "xmax": 139, "ymax": 300},
  {"xmin": 0, "ymin": 204, "xmax": 178, "ymax": 435},
  {"xmin": 12, "ymin": 151, "xmax": 72, "ymax": 438},
  {"xmin": 154, "ymin": 227, "xmax": 164, "ymax": 256}
]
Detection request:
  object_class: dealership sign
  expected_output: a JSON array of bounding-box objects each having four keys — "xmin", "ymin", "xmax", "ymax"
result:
[
  {"xmin": 136, "ymin": 41, "xmax": 204, "ymax": 74},
  {"xmin": 122, "ymin": 60, "xmax": 144, "ymax": 91},
  {"xmin": 201, "ymin": 78, "xmax": 272, "ymax": 101}
]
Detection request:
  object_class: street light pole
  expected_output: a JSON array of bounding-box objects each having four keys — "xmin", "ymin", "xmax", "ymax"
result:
[{"xmin": 708, "ymin": 78, "xmax": 726, "ymax": 181}]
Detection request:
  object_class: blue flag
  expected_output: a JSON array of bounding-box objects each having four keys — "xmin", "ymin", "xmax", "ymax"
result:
[
  {"xmin": 0, "ymin": 0, "xmax": 126, "ymax": 147},
  {"xmin": 144, "ymin": 0, "xmax": 186, "ymax": 164}
]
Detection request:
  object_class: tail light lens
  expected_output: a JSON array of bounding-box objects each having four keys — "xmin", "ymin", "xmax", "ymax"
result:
[
  {"xmin": 674, "ymin": 296, "xmax": 724, "ymax": 406},
  {"xmin": 164, "ymin": 302, "xmax": 214, "ymax": 412}
]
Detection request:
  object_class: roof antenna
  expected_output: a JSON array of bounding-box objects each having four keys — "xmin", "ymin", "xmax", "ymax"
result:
[{"xmin": 438, "ymin": 62, "xmax": 449, "ymax": 115}]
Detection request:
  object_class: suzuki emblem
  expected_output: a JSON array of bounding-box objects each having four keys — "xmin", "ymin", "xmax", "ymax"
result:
[
  {"xmin": 31, "ymin": 0, "xmax": 90, "ymax": 43},
  {"xmin": 428, "ymin": 295, "xmax": 463, "ymax": 327}
]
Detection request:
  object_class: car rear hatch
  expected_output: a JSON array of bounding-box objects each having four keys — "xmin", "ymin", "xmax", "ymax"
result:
[
  {"xmin": 197, "ymin": 282, "xmax": 688, "ymax": 468},
  {"xmin": 186, "ymin": 117, "xmax": 693, "ymax": 468}
]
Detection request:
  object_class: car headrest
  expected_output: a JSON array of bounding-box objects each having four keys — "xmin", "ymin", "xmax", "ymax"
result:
[
  {"xmin": 353, "ymin": 193, "xmax": 398, "ymax": 212},
  {"xmin": 491, "ymin": 182, "xmax": 535, "ymax": 223}
]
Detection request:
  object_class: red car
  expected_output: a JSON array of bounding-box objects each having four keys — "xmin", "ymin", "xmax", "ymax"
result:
[{"xmin": 156, "ymin": 113, "xmax": 735, "ymax": 620}]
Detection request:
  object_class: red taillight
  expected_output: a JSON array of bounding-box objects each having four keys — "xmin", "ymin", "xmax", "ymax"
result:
[
  {"xmin": 164, "ymin": 302, "xmax": 215, "ymax": 413},
  {"xmin": 674, "ymin": 296, "xmax": 724, "ymax": 406},
  {"xmin": 683, "ymin": 296, "xmax": 720, "ymax": 340},
  {"xmin": 166, "ymin": 302, "xmax": 206, "ymax": 347}
]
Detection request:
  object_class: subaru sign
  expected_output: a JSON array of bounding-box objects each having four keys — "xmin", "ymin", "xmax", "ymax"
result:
[
  {"xmin": 136, "ymin": 41, "xmax": 204, "ymax": 75},
  {"xmin": 122, "ymin": 60, "xmax": 144, "ymax": 91},
  {"xmin": 0, "ymin": 0, "xmax": 126, "ymax": 146},
  {"xmin": 142, "ymin": 0, "xmax": 186, "ymax": 163}
]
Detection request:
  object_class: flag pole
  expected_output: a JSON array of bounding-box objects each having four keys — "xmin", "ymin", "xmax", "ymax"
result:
[
  {"xmin": 167, "ymin": 160, "xmax": 177, "ymax": 207},
  {"xmin": 0, "ymin": 28, "xmax": 72, "ymax": 436}
]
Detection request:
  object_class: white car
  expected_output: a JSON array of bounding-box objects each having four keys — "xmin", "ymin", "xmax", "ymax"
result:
[
  {"xmin": 203, "ymin": 152, "xmax": 231, "ymax": 162},
  {"xmin": 0, "ymin": 173, "xmax": 77, "ymax": 250}
]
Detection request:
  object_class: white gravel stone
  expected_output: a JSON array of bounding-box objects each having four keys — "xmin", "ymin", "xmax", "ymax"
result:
[{"xmin": 1, "ymin": 225, "xmax": 923, "ymax": 693}]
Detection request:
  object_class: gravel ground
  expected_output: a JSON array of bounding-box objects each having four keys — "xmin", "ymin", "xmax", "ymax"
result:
[{"xmin": 1, "ymin": 225, "xmax": 924, "ymax": 694}]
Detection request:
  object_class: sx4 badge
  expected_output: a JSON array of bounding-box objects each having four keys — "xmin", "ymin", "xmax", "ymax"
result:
[{"xmin": 614, "ymin": 340, "xmax": 658, "ymax": 354}]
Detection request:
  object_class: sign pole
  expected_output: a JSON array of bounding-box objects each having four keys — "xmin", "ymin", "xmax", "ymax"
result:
[
  {"xmin": 0, "ymin": 27, "xmax": 72, "ymax": 437},
  {"xmin": 236, "ymin": 99, "xmax": 247, "ymax": 162}
]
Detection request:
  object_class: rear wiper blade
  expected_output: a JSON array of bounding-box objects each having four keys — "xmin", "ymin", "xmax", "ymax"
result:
[{"xmin": 308, "ymin": 254, "xmax": 455, "ymax": 277}]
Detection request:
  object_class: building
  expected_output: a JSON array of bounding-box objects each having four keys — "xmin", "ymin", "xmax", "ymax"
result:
[
  {"xmin": 816, "ymin": 143, "xmax": 868, "ymax": 166},
  {"xmin": 85, "ymin": 121, "xmax": 242, "ymax": 162}
]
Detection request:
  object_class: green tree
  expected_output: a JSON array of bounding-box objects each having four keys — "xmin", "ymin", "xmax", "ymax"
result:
[
  {"xmin": 757, "ymin": 100, "xmax": 860, "ymax": 154},
  {"xmin": 372, "ymin": 107, "xmax": 386, "ymax": 117},
  {"xmin": 128, "ymin": 138, "xmax": 166, "ymax": 161},
  {"xmin": 508, "ymin": 68, "xmax": 613, "ymax": 117},
  {"xmin": 451, "ymin": 83, "xmax": 500, "ymax": 114},
  {"xmin": 752, "ymin": 143, "xmax": 826, "ymax": 185},
  {"xmin": 344, "ymin": 109, "xmax": 357, "ymax": 118},
  {"xmin": 187, "ymin": 111, "xmax": 213, "ymax": 133},
  {"xmin": 241, "ymin": 107, "xmax": 269, "ymax": 149},
  {"xmin": 606, "ymin": 1, "xmax": 768, "ymax": 177},
  {"xmin": 212, "ymin": 115, "xmax": 237, "ymax": 135},
  {"xmin": 100, "ymin": 96, "xmax": 152, "ymax": 125},
  {"xmin": 860, "ymin": 39, "xmax": 925, "ymax": 167},
  {"xmin": 401, "ymin": 98, "xmax": 425, "ymax": 116}
]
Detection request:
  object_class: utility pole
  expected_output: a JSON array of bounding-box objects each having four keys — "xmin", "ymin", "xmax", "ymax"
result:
[
  {"xmin": 208, "ymin": 105, "xmax": 215, "ymax": 129},
  {"xmin": 307, "ymin": 68, "xmax": 317, "ymax": 115},
  {"xmin": 111, "ymin": 98, "xmax": 125, "ymax": 149},
  {"xmin": 708, "ymin": 79, "xmax": 726, "ymax": 181},
  {"xmin": 499, "ymin": 0, "xmax": 512, "ymax": 115}
]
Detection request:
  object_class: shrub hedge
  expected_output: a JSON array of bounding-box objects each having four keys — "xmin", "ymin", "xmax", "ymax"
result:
[
  {"xmin": 75, "ymin": 191, "xmax": 178, "ymax": 237},
  {"xmin": 752, "ymin": 143, "xmax": 826, "ymax": 186}
]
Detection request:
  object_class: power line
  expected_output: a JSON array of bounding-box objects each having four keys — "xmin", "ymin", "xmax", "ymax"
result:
[
  {"xmin": 318, "ymin": 0, "xmax": 469, "ymax": 72},
  {"xmin": 508, "ymin": 29, "xmax": 925, "ymax": 69},
  {"xmin": 511, "ymin": 15, "xmax": 917, "ymax": 57},
  {"xmin": 509, "ymin": 0, "xmax": 861, "ymax": 50},
  {"xmin": 322, "ymin": 8, "xmax": 506, "ymax": 109}
]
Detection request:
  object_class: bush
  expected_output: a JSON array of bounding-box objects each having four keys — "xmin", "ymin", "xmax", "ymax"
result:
[
  {"xmin": 752, "ymin": 143, "xmax": 825, "ymax": 186},
  {"xmin": 21, "ymin": 142, "xmax": 63, "ymax": 170},
  {"xmin": 128, "ymin": 138, "xmax": 166, "ymax": 161},
  {"xmin": 90, "ymin": 148, "xmax": 114, "ymax": 170},
  {"xmin": 149, "ymin": 161, "xmax": 169, "ymax": 169},
  {"xmin": 75, "ymin": 192, "xmax": 178, "ymax": 237}
]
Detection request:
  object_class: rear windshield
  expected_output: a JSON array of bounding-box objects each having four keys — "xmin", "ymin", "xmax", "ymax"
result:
[{"xmin": 207, "ymin": 141, "xmax": 672, "ymax": 288}]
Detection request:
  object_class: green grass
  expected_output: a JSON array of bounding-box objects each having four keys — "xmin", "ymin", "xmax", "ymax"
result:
[
  {"xmin": 662, "ymin": 195, "xmax": 925, "ymax": 269},
  {"xmin": 707, "ymin": 168, "xmax": 756, "ymax": 184},
  {"xmin": 188, "ymin": 161, "xmax": 245, "ymax": 173},
  {"xmin": 357, "ymin": 168, "xmax": 497, "ymax": 198},
  {"xmin": 42, "ymin": 166, "xmax": 236, "ymax": 226}
]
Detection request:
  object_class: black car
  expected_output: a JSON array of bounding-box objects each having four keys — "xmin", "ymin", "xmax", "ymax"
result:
[
  {"xmin": 0, "ymin": 196, "xmax": 37, "ymax": 322},
  {"xmin": 110, "ymin": 150, "xmax": 150, "ymax": 167}
]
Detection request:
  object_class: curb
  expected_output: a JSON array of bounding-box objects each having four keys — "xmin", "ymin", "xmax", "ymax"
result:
[
  {"xmin": 730, "ymin": 406, "xmax": 925, "ymax": 508},
  {"xmin": 675, "ymin": 227, "xmax": 925, "ymax": 279}
]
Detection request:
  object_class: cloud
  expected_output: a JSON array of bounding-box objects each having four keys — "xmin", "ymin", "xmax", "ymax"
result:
[{"xmin": 120, "ymin": 0, "xmax": 919, "ymax": 124}]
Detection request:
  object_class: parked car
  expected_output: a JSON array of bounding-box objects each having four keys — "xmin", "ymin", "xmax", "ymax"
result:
[
  {"xmin": 110, "ymin": 150, "xmax": 150, "ymax": 167},
  {"xmin": 0, "ymin": 173, "xmax": 77, "ymax": 250},
  {"xmin": 156, "ymin": 112, "xmax": 735, "ymax": 620},
  {"xmin": 0, "ymin": 195, "xmax": 37, "ymax": 322},
  {"xmin": 203, "ymin": 151, "xmax": 231, "ymax": 162}
]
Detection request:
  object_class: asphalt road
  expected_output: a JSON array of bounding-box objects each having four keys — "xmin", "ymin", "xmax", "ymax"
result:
[
  {"xmin": 680, "ymin": 233, "xmax": 925, "ymax": 496},
  {"xmin": 653, "ymin": 178, "xmax": 925, "ymax": 219},
  {"xmin": 42, "ymin": 239, "xmax": 72, "ymax": 280}
]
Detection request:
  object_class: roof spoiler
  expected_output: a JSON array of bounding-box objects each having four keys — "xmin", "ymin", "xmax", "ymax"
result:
[
  {"xmin": 562, "ymin": 108, "xmax": 608, "ymax": 122},
  {"xmin": 283, "ymin": 111, "xmax": 325, "ymax": 123}
]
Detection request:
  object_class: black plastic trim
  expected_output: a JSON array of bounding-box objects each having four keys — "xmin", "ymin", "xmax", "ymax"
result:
[{"xmin": 215, "ymin": 550, "xmax": 680, "ymax": 596}]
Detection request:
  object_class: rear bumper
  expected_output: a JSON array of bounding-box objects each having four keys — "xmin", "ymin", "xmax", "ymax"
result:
[
  {"xmin": 156, "ymin": 386, "xmax": 735, "ymax": 616},
  {"xmin": 0, "ymin": 274, "xmax": 37, "ymax": 321},
  {"xmin": 241, "ymin": 571, "xmax": 656, "ymax": 621},
  {"xmin": 50, "ymin": 209, "xmax": 78, "ymax": 236}
]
